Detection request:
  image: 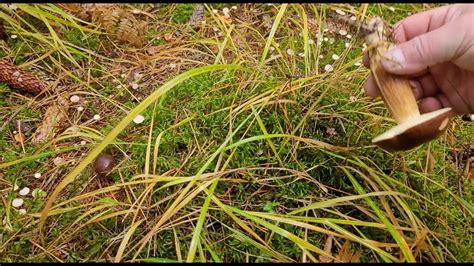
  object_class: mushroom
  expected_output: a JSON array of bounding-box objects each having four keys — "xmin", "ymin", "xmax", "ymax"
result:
[
  {"xmin": 365, "ymin": 17, "xmax": 454, "ymax": 151},
  {"xmin": 93, "ymin": 153, "xmax": 115, "ymax": 176}
]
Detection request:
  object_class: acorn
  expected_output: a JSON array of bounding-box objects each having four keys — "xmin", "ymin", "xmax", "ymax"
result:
[{"xmin": 93, "ymin": 153, "xmax": 115, "ymax": 176}]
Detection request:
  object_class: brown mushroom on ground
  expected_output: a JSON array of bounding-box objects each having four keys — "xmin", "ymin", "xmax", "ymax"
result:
[
  {"xmin": 93, "ymin": 153, "xmax": 115, "ymax": 176},
  {"xmin": 364, "ymin": 17, "xmax": 455, "ymax": 151}
]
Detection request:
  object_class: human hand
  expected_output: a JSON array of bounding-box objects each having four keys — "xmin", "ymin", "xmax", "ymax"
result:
[{"xmin": 363, "ymin": 4, "xmax": 474, "ymax": 115}]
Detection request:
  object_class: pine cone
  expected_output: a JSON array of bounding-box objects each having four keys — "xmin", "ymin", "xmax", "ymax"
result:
[{"xmin": 0, "ymin": 59, "xmax": 45, "ymax": 94}]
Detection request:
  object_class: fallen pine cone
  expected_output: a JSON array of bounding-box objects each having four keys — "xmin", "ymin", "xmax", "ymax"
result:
[{"xmin": 0, "ymin": 59, "xmax": 45, "ymax": 94}]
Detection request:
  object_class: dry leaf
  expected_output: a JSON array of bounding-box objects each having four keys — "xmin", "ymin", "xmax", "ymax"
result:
[
  {"xmin": 57, "ymin": 4, "xmax": 83, "ymax": 13},
  {"xmin": 319, "ymin": 235, "xmax": 333, "ymax": 262},
  {"xmin": 14, "ymin": 132, "xmax": 25, "ymax": 142},
  {"xmin": 146, "ymin": 46, "xmax": 160, "ymax": 55},
  {"xmin": 220, "ymin": 15, "xmax": 232, "ymax": 24},
  {"xmin": 32, "ymin": 96, "xmax": 69, "ymax": 145},
  {"xmin": 335, "ymin": 240, "xmax": 361, "ymax": 262},
  {"xmin": 164, "ymin": 33, "xmax": 173, "ymax": 42}
]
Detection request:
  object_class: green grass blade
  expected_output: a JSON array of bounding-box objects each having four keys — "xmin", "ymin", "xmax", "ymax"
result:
[
  {"xmin": 187, "ymin": 177, "xmax": 220, "ymax": 262},
  {"xmin": 258, "ymin": 4, "xmax": 288, "ymax": 69},
  {"xmin": 340, "ymin": 167, "xmax": 415, "ymax": 262}
]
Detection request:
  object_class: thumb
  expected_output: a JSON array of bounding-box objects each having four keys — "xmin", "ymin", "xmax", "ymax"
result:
[{"xmin": 380, "ymin": 21, "xmax": 463, "ymax": 75}]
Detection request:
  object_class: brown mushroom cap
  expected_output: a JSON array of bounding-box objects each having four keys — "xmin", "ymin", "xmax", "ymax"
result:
[
  {"xmin": 93, "ymin": 153, "xmax": 115, "ymax": 176},
  {"xmin": 372, "ymin": 108, "xmax": 454, "ymax": 151}
]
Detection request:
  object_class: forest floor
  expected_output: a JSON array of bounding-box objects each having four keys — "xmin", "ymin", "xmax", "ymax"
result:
[{"xmin": 0, "ymin": 3, "xmax": 472, "ymax": 262}]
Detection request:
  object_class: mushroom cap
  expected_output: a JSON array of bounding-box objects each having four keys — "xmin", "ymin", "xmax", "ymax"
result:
[
  {"xmin": 93, "ymin": 153, "xmax": 115, "ymax": 176},
  {"xmin": 372, "ymin": 107, "xmax": 454, "ymax": 151}
]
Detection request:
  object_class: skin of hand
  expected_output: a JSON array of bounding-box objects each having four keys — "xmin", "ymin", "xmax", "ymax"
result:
[{"xmin": 363, "ymin": 4, "xmax": 474, "ymax": 115}]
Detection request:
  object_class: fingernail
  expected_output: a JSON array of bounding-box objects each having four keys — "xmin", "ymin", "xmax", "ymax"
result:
[{"xmin": 381, "ymin": 48, "xmax": 406, "ymax": 72}]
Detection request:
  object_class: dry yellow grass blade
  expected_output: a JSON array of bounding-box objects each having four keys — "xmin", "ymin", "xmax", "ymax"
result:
[
  {"xmin": 173, "ymin": 227, "xmax": 183, "ymax": 262},
  {"xmin": 38, "ymin": 64, "xmax": 244, "ymax": 230},
  {"xmin": 114, "ymin": 219, "xmax": 145, "ymax": 262},
  {"xmin": 131, "ymin": 179, "xmax": 215, "ymax": 261},
  {"xmin": 211, "ymin": 195, "xmax": 290, "ymax": 262}
]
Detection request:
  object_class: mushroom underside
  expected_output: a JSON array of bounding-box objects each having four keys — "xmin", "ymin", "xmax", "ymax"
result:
[{"xmin": 372, "ymin": 108, "xmax": 453, "ymax": 151}]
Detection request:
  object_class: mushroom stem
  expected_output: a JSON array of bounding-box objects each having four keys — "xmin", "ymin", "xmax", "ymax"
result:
[{"xmin": 365, "ymin": 17, "xmax": 420, "ymax": 124}]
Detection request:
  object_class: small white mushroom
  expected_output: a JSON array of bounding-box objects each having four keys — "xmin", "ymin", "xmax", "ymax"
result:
[
  {"xmin": 34, "ymin": 173, "xmax": 41, "ymax": 179},
  {"xmin": 12, "ymin": 198, "xmax": 24, "ymax": 208},
  {"xmin": 19, "ymin": 187, "xmax": 30, "ymax": 196},
  {"xmin": 332, "ymin": 54, "xmax": 340, "ymax": 60},
  {"xmin": 324, "ymin": 64, "xmax": 334, "ymax": 72},
  {"xmin": 93, "ymin": 114, "xmax": 101, "ymax": 120},
  {"xmin": 18, "ymin": 209, "xmax": 27, "ymax": 215},
  {"xmin": 69, "ymin": 95, "xmax": 80, "ymax": 103},
  {"xmin": 286, "ymin": 49, "xmax": 295, "ymax": 56},
  {"xmin": 133, "ymin": 115, "xmax": 145, "ymax": 124},
  {"xmin": 335, "ymin": 9, "xmax": 346, "ymax": 15}
]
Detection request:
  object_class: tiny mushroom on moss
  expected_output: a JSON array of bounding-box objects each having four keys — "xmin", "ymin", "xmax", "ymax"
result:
[
  {"xmin": 93, "ymin": 153, "xmax": 116, "ymax": 176},
  {"xmin": 12, "ymin": 198, "xmax": 23, "ymax": 208},
  {"xmin": 19, "ymin": 187, "xmax": 30, "ymax": 196}
]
